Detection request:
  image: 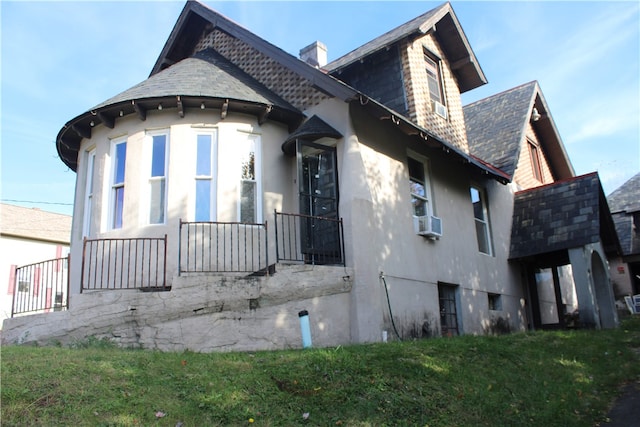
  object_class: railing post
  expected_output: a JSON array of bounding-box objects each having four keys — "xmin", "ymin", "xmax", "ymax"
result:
[
  {"xmin": 340, "ymin": 218, "xmax": 346, "ymax": 267},
  {"xmin": 264, "ymin": 220, "xmax": 269, "ymax": 275},
  {"xmin": 163, "ymin": 234, "xmax": 168, "ymax": 289},
  {"xmin": 274, "ymin": 211, "xmax": 280, "ymax": 265},
  {"xmin": 10, "ymin": 265, "xmax": 17, "ymax": 318},
  {"xmin": 80, "ymin": 238, "xmax": 87, "ymax": 293},
  {"xmin": 66, "ymin": 253, "xmax": 71, "ymax": 309}
]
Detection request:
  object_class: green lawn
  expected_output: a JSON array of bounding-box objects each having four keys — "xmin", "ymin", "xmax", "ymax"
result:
[{"xmin": 3, "ymin": 317, "xmax": 640, "ymax": 426}]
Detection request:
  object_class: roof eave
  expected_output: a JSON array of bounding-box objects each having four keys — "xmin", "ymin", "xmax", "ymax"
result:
[
  {"xmin": 352, "ymin": 94, "xmax": 509, "ymax": 184},
  {"xmin": 530, "ymin": 85, "xmax": 575, "ymax": 180},
  {"xmin": 56, "ymin": 95, "xmax": 305, "ymax": 171}
]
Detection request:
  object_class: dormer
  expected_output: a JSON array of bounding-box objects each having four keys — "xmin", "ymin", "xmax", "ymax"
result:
[{"xmin": 325, "ymin": 2, "xmax": 486, "ymax": 154}]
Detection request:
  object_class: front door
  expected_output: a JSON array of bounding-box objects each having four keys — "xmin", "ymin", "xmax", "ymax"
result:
[{"xmin": 297, "ymin": 140, "xmax": 340, "ymax": 264}]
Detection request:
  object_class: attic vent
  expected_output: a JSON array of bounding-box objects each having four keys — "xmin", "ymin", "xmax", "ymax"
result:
[{"xmin": 300, "ymin": 41, "xmax": 327, "ymax": 68}]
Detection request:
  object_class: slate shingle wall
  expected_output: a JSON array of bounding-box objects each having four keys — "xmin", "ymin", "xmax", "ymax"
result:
[
  {"xmin": 510, "ymin": 174, "xmax": 601, "ymax": 259},
  {"xmin": 465, "ymin": 82, "xmax": 537, "ymax": 178},
  {"xmin": 335, "ymin": 46, "xmax": 408, "ymax": 117},
  {"xmin": 194, "ymin": 29, "xmax": 330, "ymax": 111},
  {"xmin": 400, "ymin": 33, "xmax": 469, "ymax": 154}
]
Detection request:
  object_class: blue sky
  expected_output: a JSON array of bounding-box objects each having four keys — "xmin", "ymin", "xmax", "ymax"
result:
[{"xmin": 1, "ymin": 1, "xmax": 639, "ymax": 217}]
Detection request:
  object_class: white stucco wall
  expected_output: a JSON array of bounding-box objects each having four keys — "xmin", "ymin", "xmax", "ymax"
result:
[{"xmin": 301, "ymin": 100, "xmax": 527, "ymax": 340}]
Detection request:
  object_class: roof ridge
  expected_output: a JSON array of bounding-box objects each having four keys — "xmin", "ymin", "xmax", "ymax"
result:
[
  {"xmin": 325, "ymin": 2, "xmax": 450, "ymax": 71},
  {"xmin": 463, "ymin": 80, "xmax": 538, "ymax": 109}
]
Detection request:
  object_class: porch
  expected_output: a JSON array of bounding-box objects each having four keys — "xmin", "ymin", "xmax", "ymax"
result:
[{"xmin": 9, "ymin": 212, "xmax": 346, "ymax": 317}]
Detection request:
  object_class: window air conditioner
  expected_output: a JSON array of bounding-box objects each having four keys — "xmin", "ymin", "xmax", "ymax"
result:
[
  {"xmin": 413, "ymin": 215, "xmax": 443, "ymax": 238},
  {"xmin": 434, "ymin": 101, "xmax": 448, "ymax": 119}
]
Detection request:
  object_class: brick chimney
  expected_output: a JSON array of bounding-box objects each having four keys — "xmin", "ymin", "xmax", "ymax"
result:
[{"xmin": 299, "ymin": 41, "xmax": 327, "ymax": 68}]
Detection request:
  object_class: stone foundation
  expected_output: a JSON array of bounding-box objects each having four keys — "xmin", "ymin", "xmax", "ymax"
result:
[{"xmin": 2, "ymin": 264, "xmax": 354, "ymax": 352}]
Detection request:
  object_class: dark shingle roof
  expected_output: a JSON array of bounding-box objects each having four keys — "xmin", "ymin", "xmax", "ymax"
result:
[
  {"xmin": 607, "ymin": 172, "xmax": 640, "ymax": 257},
  {"xmin": 464, "ymin": 81, "xmax": 574, "ymax": 182},
  {"xmin": 325, "ymin": 2, "xmax": 486, "ymax": 93},
  {"xmin": 94, "ymin": 48, "xmax": 298, "ymax": 112},
  {"xmin": 510, "ymin": 173, "xmax": 618, "ymax": 259},
  {"xmin": 281, "ymin": 115, "xmax": 343, "ymax": 155},
  {"xmin": 465, "ymin": 82, "xmax": 536, "ymax": 178},
  {"xmin": 607, "ymin": 173, "xmax": 640, "ymax": 213},
  {"xmin": 326, "ymin": 6, "xmax": 443, "ymax": 71}
]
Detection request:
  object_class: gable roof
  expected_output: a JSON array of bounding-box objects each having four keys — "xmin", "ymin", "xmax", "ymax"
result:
[
  {"xmin": 509, "ymin": 173, "xmax": 619, "ymax": 261},
  {"xmin": 607, "ymin": 172, "xmax": 640, "ymax": 214},
  {"xmin": 151, "ymin": 1, "xmax": 355, "ymax": 101},
  {"xmin": 464, "ymin": 81, "xmax": 574, "ymax": 182},
  {"xmin": 0, "ymin": 204, "xmax": 72, "ymax": 244},
  {"xmin": 325, "ymin": 2, "xmax": 486, "ymax": 93}
]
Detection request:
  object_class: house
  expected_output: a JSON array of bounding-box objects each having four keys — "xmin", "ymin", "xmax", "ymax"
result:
[
  {"xmin": 1, "ymin": 1, "xmax": 620, "ymax": 350},
  {"xmin": 0, "ymin": 204, "xmax": 71, "ymax": 327},
  {"xmin": 607, "ymin": 173, "xmax": 640, "ymax": 298}
]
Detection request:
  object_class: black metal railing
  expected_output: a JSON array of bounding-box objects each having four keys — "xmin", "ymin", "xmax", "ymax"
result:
[
  {"xmin": 274, "ymin": 211, "xmax": 345, "ymax": 266},
  {"xmin": 11, "ymin": 256, "xmax": 70, "ymax": 317},
  {"xmin": 179, "ymin": 220, "xmax": 268, "ymax": 274},
  {"xmin": 81, "ymin": 236, "xmax": 167, "ymax": 291}
]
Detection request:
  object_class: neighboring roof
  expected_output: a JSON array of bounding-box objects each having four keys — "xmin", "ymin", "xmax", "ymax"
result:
[
  {"xmin": 0, "ymin": 204, "xmax": 72, "ymax": 244},
  {"xmin": 510, "ymin": 173, "xmax": 619, "ymax": 260},
  {"xmin": 325, "ymin": 2, "xmax": 486, "ymax": 93},
  {"xmin": 607, "ymin": 172, "xmax": 640, "ymax": 213},
  {"xmin": 282, "ymin": 115, "xmax": 343, "ymax": 155},
  {"xmin": 607, "ymin": 172, "xmax": 640, "ymax": 257},
  {"xmin": 612, "ymin": 214, "xmax": 639, "ymax": 257},
  {"xmin": 464, "ymin": 81, "xmax": 574, "ymax": 182}
]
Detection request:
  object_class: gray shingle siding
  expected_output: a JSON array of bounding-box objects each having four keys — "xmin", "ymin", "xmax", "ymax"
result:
[
  {"xmin": 608, "ymin": 173, "xmax": 640, "ymax": 256},
  {"xmin": 464, "ymin": 81, "xmax": 536, "ymax": 178},
  {"xmin": 332, "ymin": 46, "xmax": 408, "ymax": 117},
  {"xmin": 510, "ymin": 173, "xmax": 602, "ymax": 259}
]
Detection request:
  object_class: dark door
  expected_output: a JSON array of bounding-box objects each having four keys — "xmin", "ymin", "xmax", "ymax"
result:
[
  {"xmin": 297, "ymin": 140, "xmax": 341, "ymax": 264},
  {"xmin": 438, "ymin": 283, "xmax": 459, "ymax": 336}
]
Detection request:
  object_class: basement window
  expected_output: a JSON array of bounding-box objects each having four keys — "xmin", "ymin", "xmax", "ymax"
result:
[{"xmin": 488, "ymin": 293, "xmax": 502, "ymax": 311}]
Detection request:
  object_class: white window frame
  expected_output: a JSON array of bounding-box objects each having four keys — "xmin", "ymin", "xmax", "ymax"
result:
[
  {"xmin": 194, "ymin": 130, "xmax": 218, "ymax": 222},
  {"xmin": 470, "ymin": 185, "xmax": 493, "ymax": 256},
  {"xmin": 237, "ymin": 132, "xmax": 262, "ymax": 223},
  {"xmin": 424, "ymin": 48, "xmax": 446, "ymax": 111},
  {"xmin": 109, "ymin": 138, "xmax": 127, "ymax": 230},
  {"xmin": 146, "ymin": 130, "xmax": 169, "ymax": 225},
  {"xmin": 82, "ymin": 148, "xmax": 96, "ymax": 237},
  {"xmin": 407, "ymin": 151, "xmax": 433, "ymax": 219}
]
